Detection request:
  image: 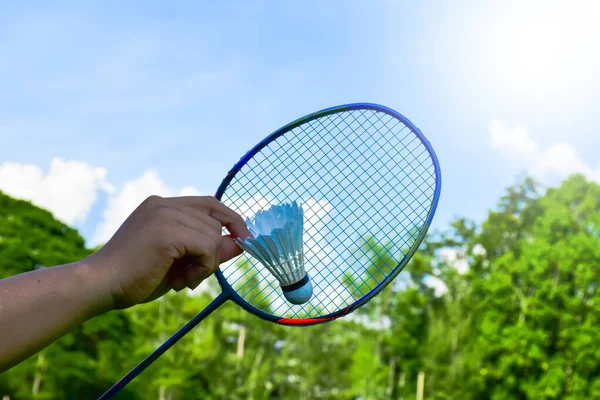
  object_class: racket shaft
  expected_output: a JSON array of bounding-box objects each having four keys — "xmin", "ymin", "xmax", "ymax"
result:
[{"xmin": 97, "ymin": 293, "xmax": 229, "ymax": 399}]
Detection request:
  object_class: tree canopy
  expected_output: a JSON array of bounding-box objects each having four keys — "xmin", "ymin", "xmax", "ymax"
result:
[{"xmin": 1, "ymin": 174, "xmax": 600, "ymax": 399}]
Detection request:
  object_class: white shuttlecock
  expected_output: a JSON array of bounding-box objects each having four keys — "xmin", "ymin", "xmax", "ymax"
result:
[{"xmin": 235, "ymin": 201, "xmax": 313, "ymax": 305}]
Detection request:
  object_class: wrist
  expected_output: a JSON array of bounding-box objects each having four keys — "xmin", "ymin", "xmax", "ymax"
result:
[{"xmin": 73, "ymin": 258, "xmax": 116, "ymax": 318}]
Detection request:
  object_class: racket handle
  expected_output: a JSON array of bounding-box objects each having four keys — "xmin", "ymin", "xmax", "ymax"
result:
[{"xmin": 97, "ymin": 292, "xmax": 229, "ymax": 399}]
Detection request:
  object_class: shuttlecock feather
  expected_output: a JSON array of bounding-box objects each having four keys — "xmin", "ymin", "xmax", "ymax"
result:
[{"xmin": 236, "ymin": 201, "xmax": 313, "ymax": 305}]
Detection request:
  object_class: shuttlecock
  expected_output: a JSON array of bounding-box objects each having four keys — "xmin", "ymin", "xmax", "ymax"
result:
[{"xmin": 235, "ymin": 201, "xmax": 313, "ymax": 305}]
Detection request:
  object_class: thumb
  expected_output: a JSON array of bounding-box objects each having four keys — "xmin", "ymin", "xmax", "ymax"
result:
[{"xmin": 219, "ymin": 234, "xmax": 245, "ymax": 263}]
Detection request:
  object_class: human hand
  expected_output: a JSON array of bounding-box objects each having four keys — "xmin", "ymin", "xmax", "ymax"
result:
[{"xmin": 87, "ymin": 195, "xmax": 251, "ymax": 310}]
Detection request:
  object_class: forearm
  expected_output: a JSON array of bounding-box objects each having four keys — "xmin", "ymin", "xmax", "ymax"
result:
[{"xmin": 0, "ymin": 261, "xmax": 113, "ymax": 372}]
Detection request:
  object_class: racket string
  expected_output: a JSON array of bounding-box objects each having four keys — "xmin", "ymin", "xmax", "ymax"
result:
[{"xmin": 220, "ymin": 109, "xmax": 437, "ymax": 318}]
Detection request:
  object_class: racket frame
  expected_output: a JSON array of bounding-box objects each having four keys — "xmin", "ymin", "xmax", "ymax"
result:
[{"xmin": 214, "ymin": 102, "xmax": 441, "ymax": 326}]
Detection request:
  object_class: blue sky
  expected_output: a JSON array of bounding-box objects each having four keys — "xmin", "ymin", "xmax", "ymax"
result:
[{"xmin": 1, "ymin": 0, "xmax": 599, "ymax": 246}]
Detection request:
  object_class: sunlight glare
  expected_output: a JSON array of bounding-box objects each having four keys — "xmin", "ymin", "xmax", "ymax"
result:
[{"xmin": 483, "ymin": 1, "xmax": 600, "ymax": 101}]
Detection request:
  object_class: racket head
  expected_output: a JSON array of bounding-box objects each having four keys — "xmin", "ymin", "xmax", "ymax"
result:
[{"xmin": 214, "ymin": 103, "xmax": 441, "ymax": 326}]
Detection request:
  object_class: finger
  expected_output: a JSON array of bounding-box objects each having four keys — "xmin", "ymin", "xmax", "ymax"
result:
[
  {"xmin": 156, "ymin": 203, "xmax": 221, "ymax": 237},
  {"xmin": 184, "ymin": 264, "xmax": 212, "ymax": 290},
  {"xmin": 167, "ymin": 240, "xmax": 220, "ymax": 292},
  {"xmin": 166, "ymin": 207, "xmax": 223, "ymax": 271},
  {"xmin": 185, "ymin": 235, "xmax": 242, "ymax": 290},
  {"xmin": 168, "ymin": 196, "xmax": 252, "ymax": 240},
  {"xmin": 142, "ymin": 279, "xmax": 172, "ymax": 301},
  {"xmin": 175, "ymin": 226, "xmax": 219, "ymax": 274},
  {"xmin": 220, "ymin": 234, "xmax": 244, "ymax": 263},
  {"xmin": 172, "ymin": 276, "xmax": 185, "ymax": 291},
  {"xmin": 170, "ymin": 203, "xmax": 222, "ymax": 237},
  {"xmin": 167, "ymin": 256, "xmax": 195, "ymax": 292},
  {"xmin": 178, "ymin": 235, "xmax": 242, "ymax": 291}
]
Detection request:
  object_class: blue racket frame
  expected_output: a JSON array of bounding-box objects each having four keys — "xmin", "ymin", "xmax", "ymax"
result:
[
  {"xmin": 97, "ymin": 102, "xmax": 441, "ymax": 399},
  {"xmin": 214, "ymin": 102, "xmax": 441, "ymax": 326}
]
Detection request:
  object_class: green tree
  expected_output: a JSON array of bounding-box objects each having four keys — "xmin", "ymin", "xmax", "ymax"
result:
[
  {"xmin": 456, "ymin": 175, "xmax": 600, "ymax": 399},
  {"xmin": 0, "ymin": 192, "xmax": 136, "ymax": 400}
]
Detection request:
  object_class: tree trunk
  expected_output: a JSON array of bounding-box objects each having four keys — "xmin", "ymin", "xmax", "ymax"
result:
[
  {"xmin": 513, "ymin": 285, "xmax": 528, "ymax": 324},
  {"xmin": 376, "ymin": 288, "xmax": 393, "ymax": 359},
  {"xmin": 32, "ymin": 352, "xmax": 45, "ymax": 397},
  {"xmin": 237, "ymin": 323, "xmax": 246, "ymax": 359},
  {"xmin": 416, "ymin": 371, "xmax": 425, "ymax": 400},
  {"xmin": 387, "ymin": 356, "xmax": 398, "ymax": 399},
  {"xmin": 247, "ymin": 342, "xmax": 266, "ymax": 400}
]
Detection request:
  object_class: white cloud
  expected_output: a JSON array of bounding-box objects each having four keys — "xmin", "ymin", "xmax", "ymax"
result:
[
  {"xmin": 491, "ymin": 121, "xmax": 600, "ymax": 183},
  {"xmin": 536, "ymin": 143, "xmax": 600, "ymax": 182},
  {"xmin": 490, "ymin": 120, "xmax": 539, "ymax": 159},
  {"xmin": 0, "ymin": 157, "xmax": 114, "ymax": 225},
  {"xmin": 0, "ymin": 158, "xmax": 206, "ymax": 247},
  {"xmin": 179, "ymin": 186, "xmax": 203, "ymax": 197},
  {"xmin": 91, "ymin": 170, "xmax": 202, "ymax": 246}
]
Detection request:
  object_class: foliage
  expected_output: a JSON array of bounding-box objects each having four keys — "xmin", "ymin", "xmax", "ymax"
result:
[{"xmin": 2, "ymin": 174, "xmax": 600, "ymax": 399}]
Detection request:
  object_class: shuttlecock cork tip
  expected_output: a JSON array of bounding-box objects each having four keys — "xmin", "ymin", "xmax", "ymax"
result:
[{"xmin": 281, "ymin": 274, "xmax": 313, "ymax": 305}]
